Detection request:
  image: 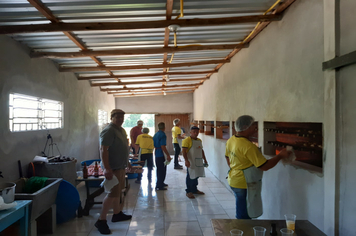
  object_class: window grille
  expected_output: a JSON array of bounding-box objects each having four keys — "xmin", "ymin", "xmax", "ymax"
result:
[
  {"xmin": 9, "ymin": 93, "xmax": 63, "ymax": 132},
  {"xmin": 98, "ymin": 109, "xmax": 108, "ymax": 127}
]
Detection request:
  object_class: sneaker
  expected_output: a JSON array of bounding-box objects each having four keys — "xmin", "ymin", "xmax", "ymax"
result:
[
  {"xmin": 112, "ymin": 211, "xmax": 132, "ymax": 222},
  {"xmin": 95, "ymin": 220, "xmax": 111, "ymax": 234},
  {"xmin": 174, "ymin": 166, "xmax": 183, "ymax": 169},
  {"xmin": 163, "ymin": 183, "xmax": 168, "ymax": 187},
  {"xmin": 135, "ymin": 180, "xmax": 141, "ymax": 184},
  {"xmin": 194, "ymin": 190, "xmax": 205, "ymax": 195},
  {"xmin": 186, "ymin": 192, "xmax": 195, "ymax": 199}
]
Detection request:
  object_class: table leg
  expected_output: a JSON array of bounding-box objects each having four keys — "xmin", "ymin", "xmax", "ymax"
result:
[{"xmin": 19, "ymin": 205, "xmax": 29, "ymax": 236}]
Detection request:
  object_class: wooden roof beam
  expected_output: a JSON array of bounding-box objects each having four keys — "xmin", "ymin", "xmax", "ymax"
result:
[
  {"xmin": 205, "ymin": 0, "xmax": 297, "ymax": 80},
  {"xmin": 108, "ymin": 87, "xmax": 194, "ymax": 94},
  {"xmin": 77, "ymin": 70, "xmax": 216, "ymax": 80},
  {"xmin": 91, "ymin": 78, "xmax": 207, "ymax": 87},
  {"xmin": 60, "ymin": 59, "xmax": 228, "ymax": 72},
  {"xmin": 31, "ymin": 43, "xmax": 249, "ymax": 59},
  {"xmin": 0, "ymin": 15, "xmax": 282, "ymax": 34},
  {"xmin": 100, "ymin": 83, "xmax": 202, "ymax": 92},
  {"xmin": 114, "ymin": 90, "xmax": 194, "ymax": 98}
]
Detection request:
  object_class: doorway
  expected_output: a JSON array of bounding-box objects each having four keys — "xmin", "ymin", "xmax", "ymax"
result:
[{"xmin": 155, "ymin": 114, "xmax": 190, "ymax": 155}]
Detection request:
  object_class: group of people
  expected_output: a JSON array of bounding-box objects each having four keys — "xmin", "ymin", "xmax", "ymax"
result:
[{"xmin": 94, "ymin": 109, "xmax": 292, "ymax": 235}]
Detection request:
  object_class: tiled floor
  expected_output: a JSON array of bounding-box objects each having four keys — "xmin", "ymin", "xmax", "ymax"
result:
[{"xmin": 46, "ymin": 158, "xmax": 236, "ymax": 236}]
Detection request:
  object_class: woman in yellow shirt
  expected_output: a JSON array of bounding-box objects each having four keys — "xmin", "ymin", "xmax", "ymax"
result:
[
  {"xmin": 136, "ymin": 127, "xmax": 154, "ymax": 183},
  {"xmin": 225, "ymin": 115, "xmax": 290, "ymax": 219}
]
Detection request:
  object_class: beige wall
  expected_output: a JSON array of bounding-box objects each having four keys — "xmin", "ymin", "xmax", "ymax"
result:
[
  {"xmin": 194, "ymin": 0, "xmax": 325, "ymax": 231},
  {"xmin": 116, "ymin": 93, "xmax": 193, "ymax": 114},
  {"xmin": 0, "ymin": 35, "xmax": 115, "ymax": 181}
]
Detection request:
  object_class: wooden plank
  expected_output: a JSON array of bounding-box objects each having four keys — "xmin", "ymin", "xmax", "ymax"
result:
[
  {"xmin": 205, "ymin": 0, "xmax": 297, "ymax": 80},
  {"xmin": 30, "ymin": 44, "xmax": 248, "ymax": 58},
  {"xmin": 322, "ymin": 50, "xmax": 356, "ymax": 70},
  {"xmin": 166, "ymin": 0, "xmax": 174, "ymax": 21},
  {"xmin": 27, "ymin": 0, "xmax": 117, "ymax": 81},
  {"xmin": 108, "ymin": 87, "xmax": 194, "ymax": 94},
  {"xmin": 77, "ymin": 70, "xmax": 216, "ymax": 80},
  {"xmin": 27, "ymin": 0, "xmax": 59, "ymax": 23},
  {"xmin": 60, "ymin": 59, "xmax": 229, "ymax": 72},
  {"xmin": 91, "ymin": 78, "xmax": 207, "ymax": 87},
  {"xmin": 101, "ymin": 83, "xmax": 201, "ymax": 92},
  {"xmin": 114, "ymin": 90, "xmax": 194, "ymax": 98},
  {"xmin": 0, "ymin": 15, "xmax": 282, "ymax": 34}
]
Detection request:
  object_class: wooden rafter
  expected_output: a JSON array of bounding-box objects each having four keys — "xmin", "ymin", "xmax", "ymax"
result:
[
  {"xmin": 27, "ymin": 0, "xmax": 119, "ymax": 82},
  {"xmin": 77, "ymin": 70, "xmax": 216, "ymax": 80},
  {"xmin": 60, "ymin": 59, "xmax": 229, "ymax": 72},
  {"xmin": 91, "ymin": 78, "xmax": 207, "ymax": 87},
  {"xmin": 108, "ymin": 87, "xmax": 194, "ymax": 94},
  {"xmin": 163, "ymin": 0, "xmax": 174, "ymax": 88},
  {"xmin": 100, "ymin": 83, "xmax": 202, "ymax": 92},
  {"xmin": 115, "ymin": 90, "xmax": 194, "ymax": 97},
  {"xmin": 0, "ymin": 15, "xmax": 282, "ymax": 34},
  {"xmin": 31, "ymin": 44, "xmax": 248, "ymax": 59},
  {"xmin": 205, "ymin": 0, "xmax": 297, "ymax": 80},
  {"xmin": 114, "ymin": 90, "xmax": 194, "ymax": 98}
]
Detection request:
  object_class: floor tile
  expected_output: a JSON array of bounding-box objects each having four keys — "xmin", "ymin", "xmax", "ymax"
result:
[
  {"xmin": 61, "ymin": 162, "xmax": 236, "ymax": 236},
  {"xmin": 193, "ymin": 204, "xmax": 228, "ymax": 215},
  {"xmin": 165, "ymin": 210, "xmax": 198, "ymax": 222},
  {"xmin": 165, "ymin": 221, "xmax": 203, "ymax": 236},
  {"xmin": 196, "ymin": 214, "xmax": 229, "ymax": 228},
  {"xmin": 201, "ymin": 227, "xmax": 215, "ymax": 236}
]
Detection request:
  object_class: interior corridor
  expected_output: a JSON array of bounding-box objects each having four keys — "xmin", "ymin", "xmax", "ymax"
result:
[{"xmin": 45, "ymin": 157, "xmax": 236, "ymax": 236}]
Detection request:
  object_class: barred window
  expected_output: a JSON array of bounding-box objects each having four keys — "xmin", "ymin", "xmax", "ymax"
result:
[
  {"xmin": 98, "ymin": 109, "xmax": 108, "ymax": 127},
  {"xmin": 9, "ymin": 93, "xmax": 63, "ymax": 132}
]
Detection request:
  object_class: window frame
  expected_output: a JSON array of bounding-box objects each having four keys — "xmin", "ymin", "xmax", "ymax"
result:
[{"xmin": 9, "ymin": 93, "xmax": 63, "ymax": 132}]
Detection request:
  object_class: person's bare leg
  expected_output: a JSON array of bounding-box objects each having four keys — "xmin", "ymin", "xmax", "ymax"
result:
[
  {"xmin": 99, "ymin": 195, "xmax": 115, "ymax": 220},
  {"xmin": 112, "ymin": 195, "xmax": 123, "ymax": 214}
]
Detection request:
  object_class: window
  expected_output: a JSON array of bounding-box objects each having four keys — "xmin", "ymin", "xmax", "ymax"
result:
[
  {"xmin": 98, "ymin": 109, "xmax": 108, "ymax": 127},
  {"xmin": 9, "ymin": 93, "xmax": 63, "ymax": 132}
]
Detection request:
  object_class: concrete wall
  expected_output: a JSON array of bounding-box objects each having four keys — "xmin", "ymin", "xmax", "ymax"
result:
[
  {"xmin": 115, "ymin": 93, "xmax": 193, "ymax": 114},
  {"xmin": 0, "ymin": 35, "xmax": 115, "ymax": 182},
  {"xmin": 338, "ymin": 0, "xmax": 356, "ymax": 235},
  {"xmin": 194, "ymin": 0, "xmax": 325, "ymax": 231}
]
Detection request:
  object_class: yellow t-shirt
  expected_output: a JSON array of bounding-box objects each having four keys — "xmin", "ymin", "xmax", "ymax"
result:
[
  {"xmin": 135, "ymin": 133, "xmax": 154, "ymax": 154},
  {"xmin": 182, "ymin": 136, "xmax": 202, "ymax": 152},
  {"xmin": 225, "ymin": 136, "xmax": 267, "ymax": 189},
  {"xmin": 171, "ymin": 126, "xmax": 181, "ymax": 143}
]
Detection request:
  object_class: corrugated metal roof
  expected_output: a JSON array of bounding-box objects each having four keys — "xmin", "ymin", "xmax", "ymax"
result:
[{"xmin": 0, "ymin": 0, "xmax": 290, "ymax": 97}]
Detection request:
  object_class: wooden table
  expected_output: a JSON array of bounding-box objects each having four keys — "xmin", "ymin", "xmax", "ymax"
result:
[
  {"xmin": 76, "ymin": 168, "xmax": 141, "ymax": 216},
  {"xmin": 211, "ymin": 219, "xmax": 326, "ymax": 236},
  {"xmin": 0, "ymin": 200, "xmax": 32, "ymax": 236}
]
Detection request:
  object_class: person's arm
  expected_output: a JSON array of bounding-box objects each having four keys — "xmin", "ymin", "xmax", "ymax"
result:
[
  {"xmin": 161, "ymin": 145, "xmax": 172, "ymax": 162},
  {"xmin": 258, "ymin": 149, "xmax": 291, "ymax": 171},
  {"xmin": 202, "ymin": 149, "xmax": 208, "ymax": 164},
  {"xmin": 182, "ymin": 147, "xmax": 190, "ymax": 167},
  {"xmin": 225, "ymin": 156, "xmax": 230, "ymax": 167},
  {"xmin": 100, "ymin": 145, "xmax": 113, "ymax": 180}
]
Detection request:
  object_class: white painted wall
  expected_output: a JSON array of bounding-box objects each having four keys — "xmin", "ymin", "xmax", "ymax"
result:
[
  {"xmin": 0, "ymin": 35, "xmax": 115, "ymax": 182},
  {"xmin": 338, "ymin": 0, "xmax": 356, "ymax": 235},
  {"xmin": 195, "ymin": 0, "xmax": 325, "ymax": 231},
  {"xmin": 115, "ymin": 93, "xmax": 193, "ymax": 114}
]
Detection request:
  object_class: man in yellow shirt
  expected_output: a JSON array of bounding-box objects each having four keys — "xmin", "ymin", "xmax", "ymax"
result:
[
  {"xmin": 172, "ymin": 118, "xmax": 185, "ymax": 169},
  {"xmin": 135, "ymin": 127, "xmax": 154, "ymax": 183},
  {"xmin": 225, "ymin": 115, "xmax": 290, "ymax": 219},
  {"xmin": 182, "ymin": 126, "xmax": 208, "ymax": 199}
]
